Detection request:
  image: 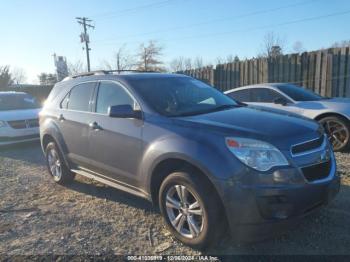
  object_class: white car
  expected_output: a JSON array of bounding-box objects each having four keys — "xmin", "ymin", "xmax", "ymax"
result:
[
  {"xmin": 0, "ymin": 92, "xmax": 41, "ymax": 146},
  {"xmin": 225, "ymin": 83, "xmax": 350, "ymax": 151}
]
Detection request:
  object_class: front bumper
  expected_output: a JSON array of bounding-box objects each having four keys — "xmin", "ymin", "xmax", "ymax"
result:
[
  {"xmin": 0, "ymin": 127, "xmax": 40, "ymax": 146},
  {"xmin": 215, "ymin": 155, "xmax": 340, "ymax": 242}
]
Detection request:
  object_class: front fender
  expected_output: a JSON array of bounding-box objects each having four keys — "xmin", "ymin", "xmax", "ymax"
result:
[{"xmin": 139, "ymin": 134, "xmax": 242, "ymax": 194}]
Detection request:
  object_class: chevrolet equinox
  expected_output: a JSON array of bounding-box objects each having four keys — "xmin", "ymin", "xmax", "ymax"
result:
[{"xmin": 39, "ymin": 71, "xmax": 340, "ymax": 249}]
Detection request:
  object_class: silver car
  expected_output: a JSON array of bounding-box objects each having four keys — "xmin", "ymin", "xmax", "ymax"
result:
[
  {"xmin": 0, "ymin": 92, "xmax": 41, "ymax": 145},
  {"xmin": 225, "ymin": 83, "xmax": 350, "ymax": 151}
]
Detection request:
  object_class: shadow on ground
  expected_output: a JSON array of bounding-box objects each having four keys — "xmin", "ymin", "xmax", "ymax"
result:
[
  {"xmin": 0, "ymin": 141, "xmax": 44, "ymax": 165},
  {"xmin": 66, "ymin": 178, "xmax": 155, "ymax": 212}
]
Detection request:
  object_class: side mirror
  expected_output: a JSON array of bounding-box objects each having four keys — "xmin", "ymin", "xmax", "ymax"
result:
[
  {"xmin": 274, "ymin": 97, "xmax": 288, "ymax": 106},
  {"xmin": 108, "ymin": 105, "xmax": 142, "ymax": 119}
]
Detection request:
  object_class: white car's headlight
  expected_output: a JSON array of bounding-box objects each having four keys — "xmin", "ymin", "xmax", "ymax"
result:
[
  {"xmin": 0, "ymin": 121, "xmax": 7, "ymax": 128},
  {"xmin": 225, "ymin": 137, "xmax": 289, "ymax": 172}
]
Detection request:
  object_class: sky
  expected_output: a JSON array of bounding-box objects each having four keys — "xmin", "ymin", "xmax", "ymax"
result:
[{"xmin": 1, "ymin": 0, "xmax": 350, "ymax": 84}]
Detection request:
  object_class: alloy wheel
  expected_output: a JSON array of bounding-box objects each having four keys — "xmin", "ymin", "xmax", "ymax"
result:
[
  {"xmin": 322, "ymin": 119, "xmax": 349, "ymax": 151},
  {"xmin": 165, "ymin": 185, "xmax": 204, "ymax": 239},
  {"xmin": 47, "ymin": 148, "xmax": 62, "ymax": 180}
]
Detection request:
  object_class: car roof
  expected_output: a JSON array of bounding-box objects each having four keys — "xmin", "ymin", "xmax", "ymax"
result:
[
  {"xmin": 225, "ymin": 83, "xmax": 291, "ymax": 93},
  {"xmin": 59, "ymin": 72, "xmax": 190, "ymax": 88}
]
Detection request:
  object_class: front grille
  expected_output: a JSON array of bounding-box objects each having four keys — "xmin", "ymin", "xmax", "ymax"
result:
[
  {"xmin": 26, "ymin": 119, "xmax": 39, "ymax": 127},
  {"xmin": 8, "ymin": 120, "xmax": 26, "ymax": 129},
  {"xmin": 8, "ymin": 119, "xmax": 39, "ymax": 129},
  {"xmin": 291, "ymin": 136, "xmax": 324, "ymax": 155},
  {"xmin": 301, "ymin": 160, "xmax": 331, "ymax": 182}
]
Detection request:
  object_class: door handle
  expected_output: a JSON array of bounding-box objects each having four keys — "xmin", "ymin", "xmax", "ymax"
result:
[
  {"xmin": 89, "ymin": 121, "xmax": 102, "ymax": 130},
  {"xmin": 58, "ymin": 114, "xmax": 65, "ymax": 121}
]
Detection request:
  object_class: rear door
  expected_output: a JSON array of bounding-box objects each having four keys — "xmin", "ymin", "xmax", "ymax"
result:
[
  {"xmin": 58, "ymin": 81, "xmax": 97, "ymax": 168},
  {"xmin": 88, "ymin": 81, "xmax": 143, "ymax": 186}
]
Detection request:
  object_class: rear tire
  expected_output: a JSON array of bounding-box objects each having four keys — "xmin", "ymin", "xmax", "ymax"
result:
[
  {"xmin": 319, "ymin": 116, "xmax": 350, "ymax": 152},
  {"xmin": 159, "ymin": 171, "xmax": 224, "ymax": 250},
  {"xmin": 45, "ymin": 142, "xmax": 75, "ymax": 184}
]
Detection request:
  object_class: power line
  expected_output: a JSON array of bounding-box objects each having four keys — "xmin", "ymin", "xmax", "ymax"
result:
[
  {"xmin": 95, "ymin": 0, "xmax": 319, "ymax": 44},
  {"xmin": 91, "ymin": 0, "xmax": 175, "ymax": 20},
  {"xmin": 76, "ymin": 17, "xmax": 95, "ymax": 72},
  {"xmin": 97, "ymin": 9, "xmax": 350, "ymax": 47}
]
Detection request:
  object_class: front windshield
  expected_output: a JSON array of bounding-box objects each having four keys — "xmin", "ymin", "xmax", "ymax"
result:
[
  {"xmin": 0, "ymin": 94, "xmax": 41, "ymax": 111},
  {"xmin": 276, "ymin": 84, "xmax": 324, "ymax": 101},
  {"xmin": 129, "ymin": 77, "xmax": 238, "ymax": 116}
]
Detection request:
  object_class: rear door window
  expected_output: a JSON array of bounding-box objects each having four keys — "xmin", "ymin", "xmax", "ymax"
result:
[
  {"xmin": 66, "ymin": 82, "xmax": 96, "ymax": 112},
  {"xmin": 228, "ymin": 89, "xmax": 251, "ymax": 102},
  {"xmin": 250, "ymin": 88, "xmax": 285, "ymax": 103}
]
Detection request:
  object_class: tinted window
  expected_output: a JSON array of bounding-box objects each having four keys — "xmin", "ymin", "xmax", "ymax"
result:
[
  {"xmin": 128, "ymin": 77, "xmax": 237, "ymax": 117},
  {"xmin": 67, "ymin": 82, "xmax": 95, "ymax": 111},
  {"xmin": 228, "ymin": 89, "xmax": 251, "ymax": 102},
  {"xmin": 250, "ymin": 88, "xmax": 285, "ymax": 103},
  {"xmin": 276, "ymin": 84, "xmax": 323, "ymax": 101},
  {"xmin": 0, "ymin": 94, "xmax": 41, "ymax": 111},
  {"xmin": 96, "ymin": 82, "xmax": 134, "ymax": 114}
]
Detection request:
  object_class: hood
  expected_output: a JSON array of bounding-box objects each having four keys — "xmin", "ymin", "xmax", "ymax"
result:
[
  {"xmin": 174, "ymin": 107, "xmax": 322, "ymax": 150},
  {"xmin": 0, "ymin": 108, "xmax": 41, "ymax": 121}
]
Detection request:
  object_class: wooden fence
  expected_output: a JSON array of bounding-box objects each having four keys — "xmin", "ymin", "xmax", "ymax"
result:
[{"xmin": 178, "ymin": 47, "xmax": 350, "ymax": 98}]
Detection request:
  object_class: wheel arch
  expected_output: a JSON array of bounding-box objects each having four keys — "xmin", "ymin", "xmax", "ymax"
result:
[
  {"xmin": 314, "ymin": 112, "xmax": 350, "ymax": 122},
  {"xmin": 149, "ymin": 157, "xmax": 226, "ymax": 216}
]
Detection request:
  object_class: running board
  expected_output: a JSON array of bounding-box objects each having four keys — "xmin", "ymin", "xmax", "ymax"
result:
[{"xmin": 71, "ymin": 168, "xmax": 149, "ymax": 200}]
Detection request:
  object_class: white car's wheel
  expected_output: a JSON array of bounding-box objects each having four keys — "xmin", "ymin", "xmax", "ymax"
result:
[{"xmin": 319, "ymin": 116, "xmax": 350, "ymax": 151}]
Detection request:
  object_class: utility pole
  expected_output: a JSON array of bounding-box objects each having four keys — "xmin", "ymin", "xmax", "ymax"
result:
[{"xmin": 76, "ymin": 17, "xmax": 94, "ymax": 72}]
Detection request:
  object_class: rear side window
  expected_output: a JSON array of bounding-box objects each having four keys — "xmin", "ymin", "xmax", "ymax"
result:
[
  {"xmin": 96, "ymin": 82, "xmax": 134, "ymax": 114},
  {"xmin": 250, "ymin": 88, "xmax": 284, "ymax": 103},
  {"xmin": 66, "ymin": 82, "xmax": 95, "ymax": 111},
  {"xmin": 228, "ymin": 89, "xmax": 251, "ymax": 102}
]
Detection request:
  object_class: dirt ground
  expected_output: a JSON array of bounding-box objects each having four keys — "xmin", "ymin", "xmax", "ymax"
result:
[{"xmin": 0, "ymin": 142, "xmax": 349, "ymax": 255}]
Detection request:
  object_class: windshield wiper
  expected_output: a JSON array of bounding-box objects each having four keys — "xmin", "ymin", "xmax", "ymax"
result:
[{"xmin": 172, "ymin": 104, "xmax": 239, "ymax": 117}]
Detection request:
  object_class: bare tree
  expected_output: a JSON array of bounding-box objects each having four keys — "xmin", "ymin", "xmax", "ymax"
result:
[
  {"xmin": 136, "ymin": 40, "xmax": 164, "ymax": 71},
  {"xmin": 184, "ymin": 58, "xmax": 192, "ymax": 70},
  {"xmin": 68, "ymin": 60, "xmax": 85, "ymax": 76},
  {"xmin": 169, "ymin": 56, "xmax": 186, "ymax": 72},
  {"xmin": 216, "ymin": 55, "xmax": 239, "ymax": 65},
  {"xmin": 0, "ymin": 66, "xmax": 13, "ymax": 89},
  {"xmin": 104, "ymin": 45, "xmax": 135, "ymax": 71},
  {"xmin": 331, "ymin": 40, "xmax": 350, "ymax": 48},
  {"xmin": 194, "ymin": 56, "xmax": 204, "ymax": 69},
  {"xmin": 11, "ymin": 67, "xmax": 27, "ymax": 84},
  {"xmin": 38, "ymin": 73, "xmax": 57, "ymax": 86},
  {"xmin": 259, "ymin": 32, "xmax": 285, "ymax": 58},
  {"xmin": 293, "ymin": 41, "xmax": 305, "ymax": 53},
  {"xmin": 215, "ymin": 57, "xmax": 224, "ymax": 65}
]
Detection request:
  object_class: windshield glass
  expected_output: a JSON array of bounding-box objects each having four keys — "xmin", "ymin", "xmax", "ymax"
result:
[
  {"xmin": 0, "ymin": 94, "xmax": 41, "ymax": 111},
  {"xmin": 129, "ymin": 77, "xmax": 238, "ymax": 116},
  {"xmin": 276, "ymin": 84, "xmax": 324, "ymax": 101}
]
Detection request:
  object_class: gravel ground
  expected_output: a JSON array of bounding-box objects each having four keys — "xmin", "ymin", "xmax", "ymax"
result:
[{"xmin": 0, "ymin": 142, "xmax": 349, "ymax": 255}]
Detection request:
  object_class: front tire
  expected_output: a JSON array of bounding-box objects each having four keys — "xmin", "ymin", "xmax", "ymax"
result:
[
  {"xmin": 45, "ymin": 142, "xmax": 75, "ymax": 184},
  {"xmin": 159, "ymin": 171, "xmax": 223, "ymax": 250},
  {"xmin": 319, "ymin": 116, "xmax": 350, "ymax": 151}
]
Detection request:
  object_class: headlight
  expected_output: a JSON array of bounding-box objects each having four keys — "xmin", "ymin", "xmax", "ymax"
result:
[
  {"xmin": 0, "ymin": 121, "xmax": 7, "ymax": 128},
  {"xmin": 225, "ymin": 137, "xmax": 289, "ymax": 172}
]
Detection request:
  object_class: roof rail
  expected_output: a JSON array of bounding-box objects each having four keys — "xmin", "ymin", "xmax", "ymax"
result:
[{"xmin": 63, "ymin": 70, "xmax": 159, "ymax": 81}]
